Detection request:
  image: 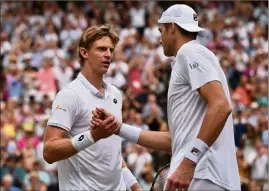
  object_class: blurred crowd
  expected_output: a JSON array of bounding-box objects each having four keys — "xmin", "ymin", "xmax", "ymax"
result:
[{"xmin": 0, "ymin": 1, "xmax": 268, "ymax": 191}]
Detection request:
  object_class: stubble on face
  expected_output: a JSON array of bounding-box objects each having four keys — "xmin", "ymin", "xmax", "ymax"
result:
[{"xmin": 158, "ymin": 24, "xmax": 174, "ymax": 57}]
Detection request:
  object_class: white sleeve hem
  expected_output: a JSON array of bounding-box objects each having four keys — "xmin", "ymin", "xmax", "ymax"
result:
[
  {"xmin": 191, "ymin": 78, "xmax": 221, "ymax": 95},
  {"xmin": 47, "ymin": 122, "xmax": 70, "ymax": 132}
]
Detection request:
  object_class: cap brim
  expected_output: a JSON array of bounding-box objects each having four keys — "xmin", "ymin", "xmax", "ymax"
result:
[{"xmin": 176, "ymin": 23, "xmax": 205, "ymax": 32}]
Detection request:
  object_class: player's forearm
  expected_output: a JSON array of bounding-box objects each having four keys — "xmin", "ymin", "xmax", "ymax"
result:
[
  {"xmin": 138, "ymin": 130, "xmax": 171, "ymax": 152},
  {"xmin": 43, "ymin": 138, "xmax": 78, "ymax": 164},
  {"xmin": 119, "ymin": 124, "xmax": 171, "ymax": 152},
  {"xmin": 197, "ymin": 101, "xmax": 232, "ymax": 146}
]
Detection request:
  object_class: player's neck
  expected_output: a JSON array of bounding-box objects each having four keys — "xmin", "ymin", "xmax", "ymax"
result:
[
  {"xmin": 174, "ymin": 36, "xmax": 195, "ymax": 56},
  {"xmin": 81, "ymin": 68, "xmax": 104, "ymax": 93}
]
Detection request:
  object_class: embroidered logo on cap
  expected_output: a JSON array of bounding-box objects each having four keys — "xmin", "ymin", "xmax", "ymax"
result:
[
  {"xmin": 193, "ymin": 14, "xmax": 198, "ymax": 21},
  {"xmin": 113, "ymin": 98, "xmax": 117, "ymax": 104}
]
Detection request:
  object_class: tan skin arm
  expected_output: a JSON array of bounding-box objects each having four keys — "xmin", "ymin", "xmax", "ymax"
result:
[
  {"xmin": 43, "ymin": 113, "xmax": 119, "ymax": 164},
  {"xmin": 137, "ymin": 131, "xmax": 171, "ymax": 153},
  {"xmin": 165, "ymin": 81, "xmax": 233, "ymax": 190},
  {"xmin": 92, "ymin": 108, "xmax": 172, "ymax": 153},
  {"xmin": 196, "ymin": 80, "xmax": 232, "ymax": 146},
  {"xmin": 43, "ymin": 126, "xmax": 78, "ymax": 164}
]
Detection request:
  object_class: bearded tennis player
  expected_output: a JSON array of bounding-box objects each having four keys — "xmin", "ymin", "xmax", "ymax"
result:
[{"xmin": 91, "ymin": 5, "xmax": 240, "ymax": 191}]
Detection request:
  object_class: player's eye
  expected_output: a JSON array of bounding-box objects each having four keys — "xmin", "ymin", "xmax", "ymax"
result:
[{"xmin": 99, "ymin": 47, "xmax": 107, "ymax": 51}]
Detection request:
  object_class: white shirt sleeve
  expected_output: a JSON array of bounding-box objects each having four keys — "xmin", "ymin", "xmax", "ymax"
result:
[
  {"xmin": 179, "ymin": 49, "xmax": 221, "ymax": 93},
  {"xmin": 47, "ymin": 88, "xmax": 80, "ymax": 131}
]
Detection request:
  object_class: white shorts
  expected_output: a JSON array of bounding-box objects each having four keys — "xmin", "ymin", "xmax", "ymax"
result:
[{"xmin": 189, "ymin": 179, "xmax": 226, "ymax": 190}]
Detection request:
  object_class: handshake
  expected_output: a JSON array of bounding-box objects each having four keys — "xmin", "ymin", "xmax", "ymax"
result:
[{"xmin": 90, "ymin": 108, "xmax": 122, "ymax": 142}]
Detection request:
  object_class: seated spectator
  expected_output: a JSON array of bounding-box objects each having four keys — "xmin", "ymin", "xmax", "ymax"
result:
[
  {"xmin": 25, "ymin": 171, "xmax": 47, "ymax": 191},
  {"xmin": 23, "ymin": 161, "xmax": 50, "ymax": 188},
  {"xmin": 0, "ymin": 174, "xmax": 21, "ymax": 191},
  {"xmin": 0, "ymin": 155, "xmax": 26, "ymax": 189},
  {"xmin": 250, "ymin": 140, "xmax": 268, "ymax": 186}
]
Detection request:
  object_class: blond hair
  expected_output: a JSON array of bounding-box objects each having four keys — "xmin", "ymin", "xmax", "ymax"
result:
[{"xmin": 78, "ymin": 24, "xmax": 119, "ymax": 66}]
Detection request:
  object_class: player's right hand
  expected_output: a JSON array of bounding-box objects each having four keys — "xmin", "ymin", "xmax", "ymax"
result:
[{"xmin": 91, "ymin": 108, "xmax": 121, "ymax": 135}]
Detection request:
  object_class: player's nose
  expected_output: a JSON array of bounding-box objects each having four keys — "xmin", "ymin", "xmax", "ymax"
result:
[
  {"xmin": 104, "ymin": 49, "xmax": 112, "ymax": 59},
  {"xmin": 159, "ymin": 38, "xmax": 162, "ymax": 45}
]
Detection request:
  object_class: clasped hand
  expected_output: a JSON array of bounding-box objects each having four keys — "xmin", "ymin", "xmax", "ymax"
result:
[{"xmin": 90, "ymin": 108, "xmax": 121, "ymax": 142}]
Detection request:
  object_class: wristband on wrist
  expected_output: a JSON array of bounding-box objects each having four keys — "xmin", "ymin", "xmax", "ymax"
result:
[
  {"xmin": 71, "ymin": 131, "xmax": 95, "ymax": 151},
  {"xmin": 122, "ymin": 167, "xmax": 138, "ymax": 190},
  {"xmin": 185, "ymin": 138, "xmax": 209, "ymax": 164},
  {"xmin": 119, "ymin": 124, "xmax": 142, "ymax": 143}
]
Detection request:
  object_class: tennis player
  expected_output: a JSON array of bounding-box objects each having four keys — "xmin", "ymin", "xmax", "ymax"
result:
[
  {"xmin": 43, "ymin": 25, "xmax": 141, "ymax": 191},
  {"xmin": 91, "ymin": 5, "xmax": 240, "ymax": 191}
]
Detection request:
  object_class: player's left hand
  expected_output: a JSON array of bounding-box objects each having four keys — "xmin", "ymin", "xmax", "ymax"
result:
[
  {"xmin": 131, "ymin": 183, "xmax": 142, "ymax": 191},
  {"xmin": 165, "ymin": 158, "xmax": 196, "ymax": 191}
]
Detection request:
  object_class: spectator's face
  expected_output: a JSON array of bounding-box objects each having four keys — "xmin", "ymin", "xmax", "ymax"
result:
[
  {"xmin": 143, "ymin": 172, "xmax": 153, "ymax": 182},
  {"xmin": 249, "ymin": 181, "xmax": 260, "ymax": 191},
  {"xmin": 30, "ymin": 174, "xmax": 39, "ymax": 184},
  {"xmin": 7, "ymin": 63, "xmax": 17, "ymax": 75},
  {"xmin": 148, "ymin": 94, "xmax": 156, "ymax": 104},
  {"xmin": 6, "ymin": 160, "xmax": 16, "ymax": 168},
  {"xmin": 42, "ymin": 58, "xmax": 53, "ymax": 69},
  {"xmin": 259, "ymin": 82, "xmax": 268, "ymax": 95},
  {"xmin": 236, "ymin": 149, "xmax": 244, "ymax": 160},
  {"xmin": 33, "ymin": 162, "xmax": 40, "ymax": 171},
  {"xmin": 240, "ymin": 75, "xmax": 248, "ymax": 86},
  {"xmin": 128, "ymin": 109, "xmax": 137, "ymax": 120},
  {"xmin": 135, "ymin": 113, "xmax": 143, "ymax": 125},
  {"xmin": 7, "ymin": 99, "xmax": 17, "ymax": 110},
  {"xmin": 2, "ymin": 177, "xmax": 12, "ymax": 189},
  {"xmin": 81, "ymin": 37, "xmax": 115, "ymax": 75}
]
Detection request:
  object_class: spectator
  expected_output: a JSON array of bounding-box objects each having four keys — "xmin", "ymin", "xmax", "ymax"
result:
[
  {"xmin": 0, "ymin": 174, "xmax": 21, "ymax": 191},
  {"xmin": 0, "ymin": 155, "xmax": 26, "ymax": 189},
  {"xmin": 35, "ymin": 57, "xmax": 57, "ymax": 100},
  {"xmin": 139, "ymin": 162, "xmax": 155, "ymax": 190},
  {"xmin": 142, "ymin": 94, "xmax": 164, "ymax": 120},
  {"xmin": 127, "ymin": 145, "xmax": 152, "ymax": 178},
  {"xmin": 25, "ymin": 171, "xmax": 47, "ymax": 191},
  {"xmin": 23, "ymin": 161, "xmax": 50, "ymax": 188},
  {"xmin": 250, "ymin": 140, "xmax": 268, "ymax": 186}
]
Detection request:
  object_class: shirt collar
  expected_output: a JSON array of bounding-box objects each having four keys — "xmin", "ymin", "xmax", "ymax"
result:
[{"xmin": 77, "ymin": 72, "xmax": 110, "ymax": 99}]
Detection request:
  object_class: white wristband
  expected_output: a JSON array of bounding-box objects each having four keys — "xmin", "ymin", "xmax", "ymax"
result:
[
  {"xmin": 185, "ymin": 138, "xmax": 209, "ymax": 164},
  {"xmin": 122, "ymin": 167, "xmax": 138, "ymax": 190},
  {"xmin": 119, "ymin": 124, "xmax": 142, "ymax": 143},
  {"xmin": 71, "ymin": 131, "xmax": 95, "ymax": 151}
]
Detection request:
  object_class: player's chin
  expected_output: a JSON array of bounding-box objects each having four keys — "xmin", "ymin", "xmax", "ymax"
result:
[
  {"xmin": 100, "ymin": 66, "xmax": 109, "ymax": 74},
  {"xmin": 164, "ymin": 49, "xmax": 173, "ymax": 57}
]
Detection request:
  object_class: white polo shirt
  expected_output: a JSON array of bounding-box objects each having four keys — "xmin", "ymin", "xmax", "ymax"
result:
[
  {"xmin": 47, "ymin": 73, "xmax": 126, "ymax": 191},
  {"xmin": 167, "ymin": 40, "xmax": 240, "ymax": 190}
]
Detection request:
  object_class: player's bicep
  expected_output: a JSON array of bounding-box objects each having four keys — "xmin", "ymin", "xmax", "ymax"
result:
[
  {"xmin": 198, "ymin": 80, "xmax": 229, "ymax": 105},
  {"xmin": 44, "ymin": 125, "xmax": 69, "ymax": 144}
]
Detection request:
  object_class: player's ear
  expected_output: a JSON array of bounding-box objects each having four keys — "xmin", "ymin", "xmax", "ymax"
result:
[
  {"xmin": 171, "ymin": 23, "xmax": 176, "ymax": 34},
  {"xmin": 79, "ymin": 47, "xmax": 88, "ymax": 59}
]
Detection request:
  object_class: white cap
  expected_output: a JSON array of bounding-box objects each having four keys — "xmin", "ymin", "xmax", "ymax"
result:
[{"xmin": 158, "ymin": 4, "xmax": 205, "ymax": 32}]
